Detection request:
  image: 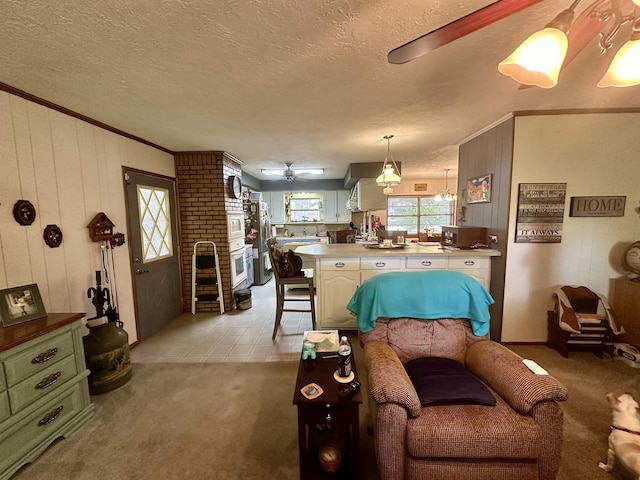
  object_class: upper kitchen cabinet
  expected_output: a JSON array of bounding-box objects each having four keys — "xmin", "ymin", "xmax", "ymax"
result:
[
  {"xmin": 324, "ymin": 190, "xmax": 351, "ymax": 223},
  {"xmin": 347, "ymin": 178, "xmax": 388, "ymax": 212},
  {"xmin": 270, "ymin": 192, "xmax": 285, "ymax": 224}
]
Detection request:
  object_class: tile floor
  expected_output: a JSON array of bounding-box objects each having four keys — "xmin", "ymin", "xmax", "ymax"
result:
[{"xmin": 130, "ymin": 277, "xmax": 318, "ymax": 363}]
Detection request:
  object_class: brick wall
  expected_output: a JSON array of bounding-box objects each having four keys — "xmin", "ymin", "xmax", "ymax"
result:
[{"xmin": 175, "ymin": 151, "xmax": 243, "ymax": 313}]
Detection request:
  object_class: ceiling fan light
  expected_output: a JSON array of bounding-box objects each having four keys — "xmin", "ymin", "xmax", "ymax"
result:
[
  {"xmin": 498, "ymin": 27, "xmax": 568, "ymax": 88},
  {"xmin": 634, "ymin": 0, "xmax": 640, "ymax": 6},
  {"xmin": 597, "ymin": 37, "xmax": 640, "ymax": 88}
]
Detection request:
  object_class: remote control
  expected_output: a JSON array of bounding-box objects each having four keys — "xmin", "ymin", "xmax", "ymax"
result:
[{"xmin": 338, "ymin": 380, "xmax": 361, "ymax": 399}]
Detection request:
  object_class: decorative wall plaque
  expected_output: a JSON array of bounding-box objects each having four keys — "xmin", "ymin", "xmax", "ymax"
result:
[
  {"xmin": 43, "ymin": 224, "xmax": 63, "ymax": 248},
  {"xmin": 515, "ymin": 183, "xmax": 567, "ymax": 243},
  {"xmin": 12, "ymin": 200, "xmax": 36, "ymax": 226},
  {"xmin": 569, "ymin": 196, "xmax": 626, "ymax": 217}
]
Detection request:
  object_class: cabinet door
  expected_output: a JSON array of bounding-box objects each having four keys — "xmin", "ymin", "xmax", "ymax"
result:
[
  {"xmin": 270, "ymin": 192, "xmax": 285, "ymax": 224},
  {"xmin": 336, "ymin": 190, "xmax": 351, "ymax": 223},
  {"xmin": 318, "ymin": 271, "xmax": 360, "ymax": 329},
  {"xmin": 323, "ymin": 191, "xmax": 338, "ymax": 223}
]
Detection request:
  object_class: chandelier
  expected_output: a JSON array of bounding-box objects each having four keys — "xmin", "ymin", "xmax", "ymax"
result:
[
  {"xmin": 435, "ymin": 168, "xmax": 456, "ymax": 202},
  {"xmin": 376, "ymin": 135, "xmax": 401, "ymax": 195},
  {"xmin": 498, "ymin": 0, "xmax": 640, "ymax": 88}
]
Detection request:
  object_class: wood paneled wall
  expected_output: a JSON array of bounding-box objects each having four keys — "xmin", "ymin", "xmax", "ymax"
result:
[
  {"xmin": 458, "ymin": 117, "xmax": 515, "ymax": 341},
  {"xmin": 0, "ymin": 91, "xmax": 175, "ymax": 343}
]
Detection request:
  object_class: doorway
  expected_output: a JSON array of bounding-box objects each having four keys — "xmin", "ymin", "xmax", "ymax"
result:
[{"xmin": 124, "ymin": 168, "xmax": 182, "ymax": 341}]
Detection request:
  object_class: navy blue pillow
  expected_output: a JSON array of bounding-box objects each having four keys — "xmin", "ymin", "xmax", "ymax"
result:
[{"xmin": 404, "ymin": 357, "xmax": 496, "ymax": 406}]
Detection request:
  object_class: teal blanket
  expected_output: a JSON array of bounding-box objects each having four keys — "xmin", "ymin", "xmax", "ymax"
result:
[{"xmin": 346, "ymin": 270, "xmax": 494, "ymax": 336}]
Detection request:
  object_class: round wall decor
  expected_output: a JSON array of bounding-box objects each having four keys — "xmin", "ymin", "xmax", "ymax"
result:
[
  {"xmin": 13, "ymin": 200, "xmax": 36, "ymax": 226},
  {"xmin": 43, "ymin": 224, "xmax": 63, "ymax": 248}
]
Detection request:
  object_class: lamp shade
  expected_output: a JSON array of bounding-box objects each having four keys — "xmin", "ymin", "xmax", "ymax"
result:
[
  {"xmin": 376, "ymin": 165, "xmax": 401, "ymax": 187},
  {"xmin": 498, "ymin": 27, "xmax": 569, "ymax": 88},
  {"xmin": 598, "ymin": 37, "xmax": 640, "ymax": 88}
]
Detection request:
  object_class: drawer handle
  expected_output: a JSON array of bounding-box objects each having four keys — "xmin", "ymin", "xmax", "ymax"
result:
[
  {"xmin": 421, "ymin": 260, "xmax": 432, "ymax": 266},
  {"xmin": 36, "ymin": 371, "xmax": 62, "ymax": 390},
  {"xmin": 375, "ymin": 262, "xmax": 386, "ymax": 268},
  {"xmin": 32, "ymin": 348, "xmax": 58, "ymax": 364},
  {"xmin": 335, "ymin": 262, "xmax": 345, "ymax": 268},
  {"xmin": 325, "ymin": 404, "xmax": 332, "ymax": 423},
  {"xmin": 464, "ymin": 260, "xmax": 475, "ymax": 266},
  {"xmin": 38, "ymin": 406, "xmax": 64, "ymax": 426}
]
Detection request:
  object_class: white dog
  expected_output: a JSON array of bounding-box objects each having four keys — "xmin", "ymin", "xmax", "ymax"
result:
[{"xmin": 599, "ymin": 392, "xmax": 640, "ymax": 479}]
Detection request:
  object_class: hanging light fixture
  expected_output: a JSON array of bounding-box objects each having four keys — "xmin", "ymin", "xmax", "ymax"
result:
[
  {"xmin": 376, "ymin": 134, "xmax": 401, "ymax": 195},
  {"xmin": 434, "ymin": 168, "xmax": 456, "ymax": 202},
  {"xmin": 499, "ymin": 0, "xmax": 640, "ymax": 89}
]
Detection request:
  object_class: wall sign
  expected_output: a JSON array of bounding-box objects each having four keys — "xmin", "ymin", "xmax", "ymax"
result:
[
  {"xmin": 515, "ymin": 183, "xmax": 567, "ymax": 243},
  {"xmin": 569, "ymin": 196, "xmax": 626, "ymax": 217}
]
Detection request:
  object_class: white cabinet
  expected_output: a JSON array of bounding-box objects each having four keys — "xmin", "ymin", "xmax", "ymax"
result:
[
  {"xmin": 322, "ymin": 190, "xmax": 351, "ymax": 224},
  {"xmin": 405, "ymin": 257, "xmax": 448, "ymax": 270},
  {"xmin": 318, "ymin": 259, "xmax": 360, "ymax": 329},
  {"xmin": 360, "ymin": 257, "xmax": 404, "ymax": 282},
  {"xmin": 448, "ymin": 257, "xmax": 490, "ymax": 289},
  {"xmin": 336, "ymin": 190, "xmax": 351, "ymax": 223},
  {"xmin": 269, "ymin": 192, "xmax": 285, "ymax": 224}
]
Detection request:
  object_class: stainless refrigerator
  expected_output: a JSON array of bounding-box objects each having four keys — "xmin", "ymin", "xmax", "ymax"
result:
[{"xmin": 245, "ymin": 195, "xmax": 273, "ymax": 285}]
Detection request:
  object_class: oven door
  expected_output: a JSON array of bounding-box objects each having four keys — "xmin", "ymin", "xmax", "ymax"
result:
[
  {"xmin": 230, "ymin": 248, "xmax": 248, "ymax": 287},
  {"xmin": 227, "ymin": 212, "xmax": 245, "ymax": 241}
]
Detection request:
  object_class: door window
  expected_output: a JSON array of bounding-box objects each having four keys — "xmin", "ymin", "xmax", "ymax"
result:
[{"xmin": 137, "ymin": 185, "xmax": 173, "ymax": 262}]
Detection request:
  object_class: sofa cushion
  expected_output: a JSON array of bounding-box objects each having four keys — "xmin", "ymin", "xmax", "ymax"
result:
[
  {"xmin": 405, "ymin": 393, "xmax": 543, "ymax": 459},
  {"xmin": 404, "ymin": 357, "xmax": 495, "ymax": 406}
]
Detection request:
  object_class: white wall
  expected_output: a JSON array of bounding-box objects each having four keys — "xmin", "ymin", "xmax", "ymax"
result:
[
  {"xmin": 502, "ymin": 113, "xmax": 640, "ymax": 342},
  {"xmin": 0, "ymin": 91, "xmax": 174, "ymax": 343}
]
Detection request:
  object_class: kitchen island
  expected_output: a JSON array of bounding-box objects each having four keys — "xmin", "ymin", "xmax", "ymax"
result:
[{"xmin": 295, "ymin": 242, "xmax": 501, "ymax": 330}]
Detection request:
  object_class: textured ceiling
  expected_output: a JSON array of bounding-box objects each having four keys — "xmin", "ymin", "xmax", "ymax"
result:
[{"xmin": 1, "ymin": 0, "xmax": 640, "ymax": 181}]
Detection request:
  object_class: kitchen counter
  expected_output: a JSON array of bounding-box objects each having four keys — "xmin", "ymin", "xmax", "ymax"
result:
[
  {"xmin": 294, "ymin": 242, "xmax": 501, "ymax": 258},
  {"xmin": 295, "ymin": 243, "xmax": 501, "ymax": 330}
]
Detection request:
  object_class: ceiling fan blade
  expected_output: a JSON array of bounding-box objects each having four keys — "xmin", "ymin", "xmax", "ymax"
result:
[{"xmin": 388, "ymin": 0, "xmax": 545, "ymax": 64}]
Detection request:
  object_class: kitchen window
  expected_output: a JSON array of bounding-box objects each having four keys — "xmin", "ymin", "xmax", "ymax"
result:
[
  {"xmin": 387, "ymin": 196, "xmax": 454, "ymax": 235},
  {"xmin": 286, "ymin": 193, "xmax": 324, "ymax": 223}
]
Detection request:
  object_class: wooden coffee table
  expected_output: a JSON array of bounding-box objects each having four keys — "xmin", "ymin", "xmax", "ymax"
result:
[{"xmin": 292, "ymin": 350, "xmax": 362, "ymax": 479}]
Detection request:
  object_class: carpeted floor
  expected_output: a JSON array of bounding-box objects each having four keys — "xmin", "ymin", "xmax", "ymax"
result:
[{"xmin": 11, "ymin": 344, "xmax": 640, "ymax": 480}]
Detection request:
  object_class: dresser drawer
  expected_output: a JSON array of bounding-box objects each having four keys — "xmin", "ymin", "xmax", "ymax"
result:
[
  {"xmin": 448, "ymin": 257, "xmax": 490, "ymax": 270},
  {"xmin": 0, "ymin": 393, "xmax": 9, "ymax": 423},
  {"xmin": 8, "ymin": 355, "xmax": 78, "ymax": 414},
  {"xmin": 0, "ymin": 381, "xmax": 87, "ymax": 471},
  {"xmin": 320, "ymin": 258, "xmax": 360, "ymax": 271},
  {"xmin": 360, "ymin": 257, "xmax": 404, "ymax": 270},
  {"xmin": 405, "ymin": 257, "xmax": 448, "ymax": 269},
  {"xmin": 3, "ymin": 330, "xmax": 75, "ymax": 388}
]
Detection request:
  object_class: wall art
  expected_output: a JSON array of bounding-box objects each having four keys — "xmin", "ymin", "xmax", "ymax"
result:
[
  {"xmin": 515, "ymin": 183, "xmax": 567, "ymax": 243},
  {"xmin": 466, "ymin": 174, "xmax": 492, "ymax": 203},
  {"xmin": 43, "ymin": 224, "xmax": 63, "ymax": 248},
  {"xmin": 0, "ymin": 283, "xmax": 47, "ymax": 327},
  {"xmin": 569, "ymin": 196, "xmax": 626, "ymax": 217},
  {"xmin": 12, "ymin": 200, "xmax": 36, "ymax": 225}
]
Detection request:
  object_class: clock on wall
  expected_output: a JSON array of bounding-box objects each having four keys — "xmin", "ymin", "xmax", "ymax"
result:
[{"xmin": 230, "ymin": 175, "xmax": 242, "ymax": 199}]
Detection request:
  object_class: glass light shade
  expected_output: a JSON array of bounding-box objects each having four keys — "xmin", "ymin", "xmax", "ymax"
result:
[
  {"xmin": 598, "ymin": 38, "xmax": 640, "ymax": 88},
  {"xmin": 434, "ymin": 193, "xmax": 443, "ymax": 202},
  {"xmin": 498, "ymin": 27, "xmax": 569, "ymax": 88},
  {"xmin": 376, "ymin": 165, "xmax": 401, "ymax": 187},
  {"xmin": 634, "ymin": 0, "xmax": 640, "ymax": 5},
  {"xmin": 383, "ymin": 186, "xmax": 393, "ymax": 195}
]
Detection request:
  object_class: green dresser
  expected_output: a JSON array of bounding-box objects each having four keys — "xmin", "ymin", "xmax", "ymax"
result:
[{"xmin": 0, "ymin": 313, "xmax": 95, "ymax": 480}]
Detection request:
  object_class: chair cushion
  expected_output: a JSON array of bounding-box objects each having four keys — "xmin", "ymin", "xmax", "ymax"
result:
[
  {"xmin": 406, "ymin": 393, "xmax": 543, "ymax": 459},
  {"xmin": 404, "ymin": 357, "xmax": 495, "ymax": 406}
]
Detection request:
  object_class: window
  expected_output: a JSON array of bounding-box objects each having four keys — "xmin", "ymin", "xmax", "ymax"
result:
[
  {"xmin": 387, "ymin": 196, "xmax": 454, "ymax": 235},
  {"xmin": 137, "ymin": 185, "xmax": 173, "ymax": 262},
  {"xmin": 286, "ymin": 193, "xmax": 324, "ymax": 223}
]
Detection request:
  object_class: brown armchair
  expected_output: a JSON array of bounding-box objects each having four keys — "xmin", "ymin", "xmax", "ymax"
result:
[{"xmin": 361, "ymin": 317, "xmax": 568, "ymax": 480}]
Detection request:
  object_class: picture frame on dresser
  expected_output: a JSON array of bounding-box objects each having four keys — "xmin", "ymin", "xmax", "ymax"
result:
[{"xmin": 0, "ymin": 283, "xmax": 47, "ymax": 327}]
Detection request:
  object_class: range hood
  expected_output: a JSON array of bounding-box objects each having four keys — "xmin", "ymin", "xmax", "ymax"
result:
[{"xmin": 347, "ymin": 178, "xmax": 387, "ymax": 212}]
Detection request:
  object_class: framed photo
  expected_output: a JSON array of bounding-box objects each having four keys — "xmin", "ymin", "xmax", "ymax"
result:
[
  {"xmin": 0, "ymin": 284, "xmax": 47, "ymax": 327},
  {"xmin": 466, "ymin": 174, "xmax": 492, "ymax": 203}
]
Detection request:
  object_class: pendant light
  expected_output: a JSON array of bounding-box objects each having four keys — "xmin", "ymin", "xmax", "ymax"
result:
[
  {"xmin": 376, "ymin": 135, "xmax": 401, "ymax": 194},
  {"xmin": 434, "ymin": 168, "xmax": 456, "ymax": 202}
]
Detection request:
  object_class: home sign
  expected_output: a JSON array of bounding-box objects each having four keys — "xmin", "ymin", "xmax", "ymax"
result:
[{"xmin": 569, "ymin": 196, "xmax": 626, "ymax": 217}]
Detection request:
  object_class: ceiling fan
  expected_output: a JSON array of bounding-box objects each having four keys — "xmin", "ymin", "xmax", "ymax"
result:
[
  {"xmin": 261, "ymin": 162, "xmax": 324, "ymax": 181},
  {"xmin": 387, "ymin": 0, "xmax": 620, "ymax": 76}
]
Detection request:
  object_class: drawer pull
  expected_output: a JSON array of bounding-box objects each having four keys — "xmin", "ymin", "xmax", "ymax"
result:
[
  {"xmin": 464, "ymin": 260, "xmax": 475, "ymax": 266},
  {"xmin": 32, "ymin": 347, "xmax": 58, "ymax": 364},
  {"xmin": 38, "ymin": 406, "xmax": 64, "ymax": 426},
  {"xmin": 36, "ymin": 372, "xmax": 62, "ymax": 390},
  {"xmin": 421, "ymin": 260, "xmax": 432, "ymax": 266},
  {"xmin": 334, "ymin": 262, "xmax": 345, "ymax": 268},
  {"xmin": 375, "ymin": 262, "xmax": 386, "ymax": 268}
]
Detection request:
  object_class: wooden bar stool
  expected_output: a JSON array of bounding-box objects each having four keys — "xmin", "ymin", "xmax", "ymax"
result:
[{"xmin": 267, "ymin": 239, "xmax": 316, "ymax": 339}]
